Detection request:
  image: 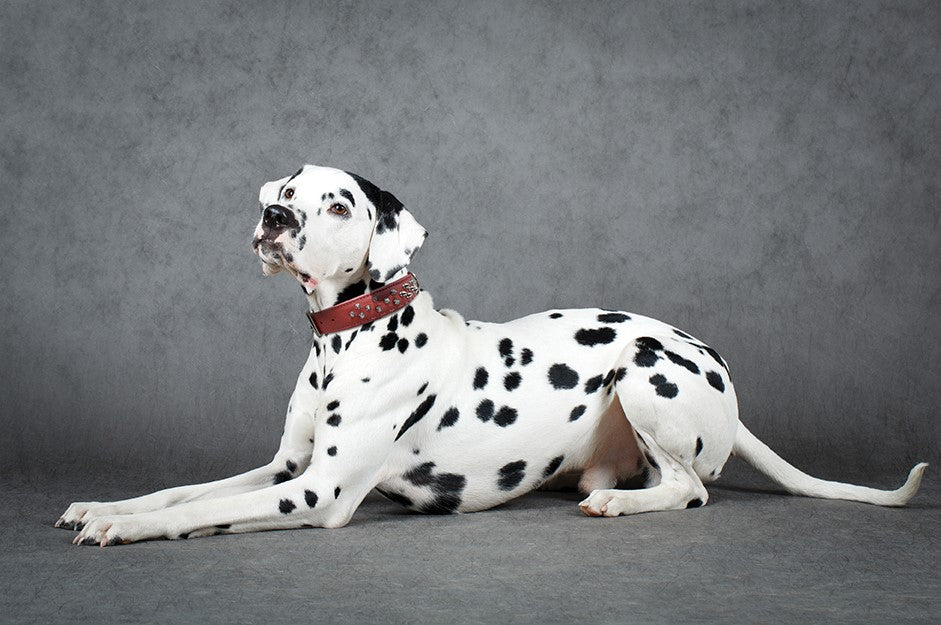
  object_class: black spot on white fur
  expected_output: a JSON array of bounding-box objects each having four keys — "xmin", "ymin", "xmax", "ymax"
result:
[
  {"xmin": 543, "ymin": 455, "xmax": 564, "ymax": 478},
  {"xmin": 575, "ymin": 327, "xmax": 617, "ymax": 346},
  {"xmin": 504, "ymin": 372, "xmax": 522, "ymax": 391},
  {"xmin": 476, "ymin": 399, "xmax": 495, "ymax": 422},
  {"xmin": 598, "ymin": 312, "xmax": 630, "ymax": 323},
  {"xmin": 548, "ymin": 364, "xmax": 579, "ymax": 389},
  {"xmin": 649, "ymin": 374, "xmax": 678, "ymax": 398},
  {"xmin": 665, "ymin": 351, "xmax": 699, "ymax": 375},
  {"xmin": 497, "ymin": 460, "xmax": 527, "ymax": 491},
  {"xmin": 706, "ymin": 370, "xmax": 725, "ymax": 392},
  {"xmin": 569, "ymin": 405, "xmax": 586, "ymax": 421},
  {"xmin": 395, "ymin": 394, "xmax": 437, "ymax": 441},
  {"xmin": 403, "ymin": 461, "xmax": 466, "ymax": 514},
  {"xmin": 438, "ymin": 407, "xmax": 459, "ymax": 430},
  {"xmin": 473, "ymin": 367, "xmax": 489, "ymax": 390},
  {"xmin": 493, "ymin": 405, "xmax": 518, "ymax": 427},
  {"xmin": 279, "ymin": 498, "xmax": 296, "ymax": 514}
]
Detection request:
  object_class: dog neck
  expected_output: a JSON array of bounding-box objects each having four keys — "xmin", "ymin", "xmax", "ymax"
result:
[{"xmin": 303, "ymin": 268, "xmax": 410, "ymax": 315}]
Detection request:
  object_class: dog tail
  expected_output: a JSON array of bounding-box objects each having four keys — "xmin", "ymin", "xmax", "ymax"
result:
[{"xmin": 732, "ymin": 422, "xmax": 927, "ymax": 507}]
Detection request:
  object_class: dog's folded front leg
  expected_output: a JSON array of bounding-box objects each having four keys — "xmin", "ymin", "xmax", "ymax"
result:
[{"xmin": 72, "ymin": 419, "xmax": 391, "ymax": 546}]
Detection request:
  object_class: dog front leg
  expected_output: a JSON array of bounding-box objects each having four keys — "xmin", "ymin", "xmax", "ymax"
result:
[
  {"xmin": 56, "ymin": 384, "xmax": 317, "ymax": 529},
  {"xmin": 71, "ymin": 420, "xmax": 391, "ymax": 546}
]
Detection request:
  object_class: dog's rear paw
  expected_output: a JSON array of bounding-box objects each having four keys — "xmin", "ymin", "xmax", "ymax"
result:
[{"xmin": 55, "ymin": 502, "xmax": 114, "ymax": 530}]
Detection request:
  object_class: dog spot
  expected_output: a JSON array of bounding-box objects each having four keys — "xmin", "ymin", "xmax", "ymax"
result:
[
  {"xmin": 543, "ymin": 455, "xmax": 564, "ymax": 478},
  {"xmin": 602, "ymin": 369, "xmax": 616, "ymax": 387},
  {"xmin": 387, "ymin": 315, "xmax": 399, "ymax": 332},
  {"xmin": 344, "ymin": 267, "xmax": 354, "ymax": 273},
  {"xmin": 273, "ymin": 471, "xmax": 292, "ymax": 484},
  {"xmin": 615, "ymin": 367, "xmax": 627, "ymax": 382},
  {"xmin": 334, "ymin": 280, "xmax": 367, "ymax": 305},
  {"xmin": 344, "ymin": 331, "xmax": 358, "ymax": 350},
  {"xmin": 673, "ymin": 328, "xmax": 693, "ymax": 339},
  {"xmin": 286, "ymin": 459, "xmax": 297, "ymax": 473},
  {"xmin": 326, "ymin": 400, "xmax": 340, "ymax": 411},
  {"xmin": 322, "ymin": 373, "xmax": 334, "ymax": 389},
  {"xmin": 575, "ymin": 327, "xmax": 617, "ymax": 346},
  {"xmin": 476, "ymin": 399, "xmax": 495, "ymax": 422},
  {"xmin": 376, "ymin": 488, "xmax": 414, "ymax": 508},
  {"xmin": 326, "ymin": 414, "xmax": 342, "ymax": 426},
  {"xmin": 548, "ymin": 364, "xmax": 579, "ymax": 389},
  {"xmin": 634, "ymin": 337, "xmax": 663, "ymax": 367},
  {"xmin": 494, "ymin": 406, "xmax": 518, "ymax": 427},
  {"xmin": 334, "ymin": 487, "xmax": 341, "ymax": 499},
  {"xmin": 417, "ymin": 382, "xmax": 428, "ymax": 395},
  {"xmin": 687, "ymin": 498, "xmax": 703, "ymax": 509},
  {"xmin": 403, "ymin": 461, "xmax": 467, "ymax": 513},
  {"xmin": 497, "ymin": 460, "xmax": 527, "ymax": 491},
  {"xmin": 401, "ymin": 305, "xmax": 415, "ymax": 327},
  {"xmin": 298, "ymin": 235, "xmax": 306, "ymax": 250},
  {"xmin": 304, "ymin": 490, "xmax": 319, "ymax": 508},
  {"xmin": 702, "ymin": 345, "xmax": 729, "ymax": 374},
  {"xmin": 438, "ymin": 407, "xmax": 460, "ymax": 430},
  {"xmin": 309, "ymin": 371, "xmax": 319, "ymax": 389},
  {"xmin": 395, "ymin": 394, "xmax": 437, "ymax": 441},
  {"xmin": 549, "ymin": 312, "xmax": 563, "ymax": 319},
  {"xmin": 473, "ymin": 367, "xmax": 489, "ymax": 390},
  {"xmin": 279, "ymin": 498, "xmax": 296, "ymax": 514},
  {"xmin": 504, "ymin": 372, "xmax": 522, "ymax": 391},
  {"xmin": 338, "ymin": 188, "xmax": 355, "ymax": 206},
  {"xmin": 584, "ymin": 374, "xmax": 603, "ymax": 394},
  {"xmin": 569, "ymin": 405, "xmax": 587, "ymax": 421},
  {"xmin": 361, "ymin": 377, "xmax": 370, "ymax": 383},
  {"xmin": 706, "ymin": 370, "xmax": 725, "ymax": 392},
  {"xmin": 598, "ymin": 312, "xmax": 630, "ymax": 323},
  {"xmin": 313, "ymin": 340, "xmax": 321, "ymax": 357},
  {"xmin": 327, "ymin": 446, "xmax": 338, "ymax": 456},
  {"xmin": 520, "ymin": 348, "xmax": 533, "ymax": 365},
  {"xmin": 379, "ymin": 333, "xmax": 398, "ymax": 351},
  {"xmin": 499, "ymin": 338, "xmax": 513, "ymax": 358},
  {"xmin": 415, "ymin": 333, "xmax": 428, "ymax": 348},
  {"xmin": 695, "ymin": 437, "xmax": 704, "ymax": 456},
  {"xmin": 504, "ymin": 356, "xmax": 515, "ymax": 367},
  {"xmin": 397, "ymin": 337, "xmax": 409, "ymax": 353},
  {"xmin": 665, "ymin": 351, "xmax": 700, "ymax": 375},
  {"xmin": 649, "ymin": 374, "xmax": 679, "ymax": 398},
  {"xmin": 331, "ymin": 335, "xmax": 342, "ymax": 354},
  {"xmin": 413, "ymin": 448, "xmax": 420, "ymax": 455}
]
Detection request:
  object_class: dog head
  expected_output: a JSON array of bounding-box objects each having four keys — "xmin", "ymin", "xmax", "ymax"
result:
[{"xmin": 251, "ymin": 165, "xmax": 427, "ymax": 293}]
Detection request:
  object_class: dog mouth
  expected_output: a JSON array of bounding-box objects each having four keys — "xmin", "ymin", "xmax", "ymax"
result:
[{"xmin": 252, "ymin": 236, "xmax": 290, "ymax": 275}]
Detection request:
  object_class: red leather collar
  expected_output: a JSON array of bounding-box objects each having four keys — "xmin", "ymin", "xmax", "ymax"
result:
[{"xmin": 306, "ymin": 273, "xmax": 420, "ymax": 335}]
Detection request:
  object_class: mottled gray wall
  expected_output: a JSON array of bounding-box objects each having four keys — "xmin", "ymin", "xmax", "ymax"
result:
[{"xmin": 1, "ymin": 0, "xmax": 938, "ymax": 483}]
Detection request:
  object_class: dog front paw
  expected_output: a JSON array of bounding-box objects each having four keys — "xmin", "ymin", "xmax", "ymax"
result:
[
  {"xmin": 72, "ymin": 514, "xmax": 164, "ymax": 547},
  {"xmin": 55, "ymin": 502, "xmax": 116, "ymax": 530}
]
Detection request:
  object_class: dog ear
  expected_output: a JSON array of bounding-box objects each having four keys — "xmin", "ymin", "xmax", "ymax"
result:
[
  {"xmin": 347, "ymin": 172, "xmax": 428, "ymax": 285},
  {"xmin": 258, "ymin": 174, "xmax": 293, "ymax": 207}
]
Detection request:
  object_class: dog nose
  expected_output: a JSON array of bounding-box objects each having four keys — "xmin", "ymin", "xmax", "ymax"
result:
[{"xmin": 262, "ymin": 204, "xmax": 297, "ymax": 231}]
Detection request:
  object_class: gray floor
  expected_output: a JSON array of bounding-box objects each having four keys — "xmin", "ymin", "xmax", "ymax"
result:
[{"xmin": 3, "ymin": 463, "xmax": 938, "ymax": 625}]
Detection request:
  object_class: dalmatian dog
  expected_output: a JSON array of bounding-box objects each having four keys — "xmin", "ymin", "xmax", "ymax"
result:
[{"xmin": 58, "ymin": 165, "xmax": 927, "ymax": 546}]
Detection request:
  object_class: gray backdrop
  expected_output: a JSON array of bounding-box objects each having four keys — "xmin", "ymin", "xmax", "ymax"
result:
[{"xmin": 1, "ymin": 0, "xmax": 938, "ymax": 485}]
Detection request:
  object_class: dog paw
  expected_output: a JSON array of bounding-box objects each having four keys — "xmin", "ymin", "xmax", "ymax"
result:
[
  {"xmin": 72, "ymin": 514, "xmax": 157, "ymax": 547},
  {"xmin": 55, "ymin": 502, "xmax": 116, "ymax": 530},
  {"xmin": 578, "ymin": 489, "xmax": 621, "ymax": 517}
]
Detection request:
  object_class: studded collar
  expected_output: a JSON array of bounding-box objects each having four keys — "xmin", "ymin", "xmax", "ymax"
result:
[{"xmin": 306, "ymin": 273, "xmax": 420, "ymax": 335}]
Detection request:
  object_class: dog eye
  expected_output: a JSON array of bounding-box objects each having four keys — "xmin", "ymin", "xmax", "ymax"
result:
[
  {"xmin": 284, "ymin": 188, "xmax": 295, "ymax": 200},
  {"xmin": 329, "ymin": 203, "xmax": 350, "ymax": 217}
]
